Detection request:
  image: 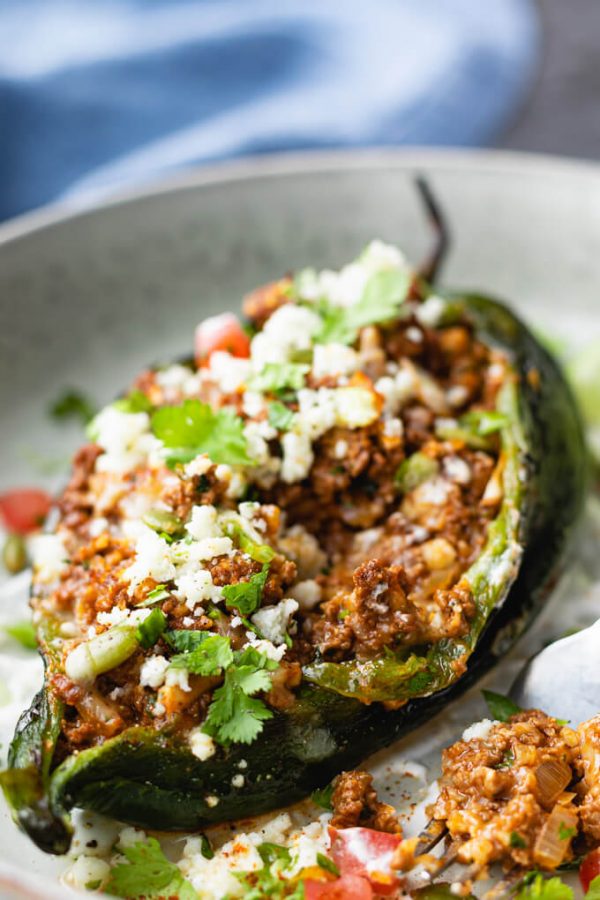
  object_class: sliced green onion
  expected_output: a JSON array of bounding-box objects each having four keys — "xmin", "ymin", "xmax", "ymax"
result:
[
  {"xmin": 395, "ymin": 452, "xmax": 439, "ymax": 493},
  {"xmin": 65, "ymin": 625, "xmax": 140, "ymax": 685},
  {"xmin": 142, "ymin": 508, "xmax": 184, "ymax": 536}
]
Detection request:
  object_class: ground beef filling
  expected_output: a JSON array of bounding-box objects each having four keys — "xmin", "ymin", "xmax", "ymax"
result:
[
  {"xmin": 419, "ymin": 711, "xmax": 600, "ymax": 872},
  {"xmin": 331, "ymin": 770, "xmax": 401, "ymax": 833}
]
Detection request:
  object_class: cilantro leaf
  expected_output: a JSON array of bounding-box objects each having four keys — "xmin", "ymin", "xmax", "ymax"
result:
[
  {"xmin": 482, "ymin": 689, "xmax": 522, "ymax": 722},
  {"xmin": 510, "ymin": 831, "xmax": 527, "ymax": 848},
  {"xmin": 248, "ymin": 362, "xmax": 309, "ymax": 394},
  {"xmin": 136, "ymin": 609, "xmax": 167, "ymax": 649},
  {"xmin": 315, "ymin": 268, "xmax": 410, "ymax": 345},
  {"xmin": 311, "ymin": 782, "xmax": 334, "ymax": 810},
  {"xmin": 222, "ymin": 563, "xmax": 270, "ymax": 616},
  {"xmin": 151, "ymin": 399, "xmax": 252, "ymax": 468},
  {"xmin": 514, "ymin": 873, "xmax": 573, "ymax": 900},
  {"xmin": 203, "ymin": 646, "xmax": 278, "ymax": 745},
  {"xmin": 4, "ymin": 620, "xmax": 37, "ymax": 651},
  {"xmin": 235, "ymin": 840, "xmax": 304, "ymax": 900},
  {"xmin": 105, "ymin": 837, "xmax": 198, "ymax": 899},
  {"xmin": 50, "ymin": 389, "xmax": 96, "ymax": 425},
  {"xmin": 168, "ymin": 632, "xmax": 234, "ymax": 675},
  {"xmin": 268, "ymin": 401, "xmax": 295, "ymax": 431},
  {"xmin": 113, "ymin": 389, "xmax": 153, "ymax": 414}
]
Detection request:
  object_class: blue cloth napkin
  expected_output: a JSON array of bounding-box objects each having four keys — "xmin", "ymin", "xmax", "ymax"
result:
[{"xmin": 0, "ymin": 0, "xmax": 539, "ymax": 221}]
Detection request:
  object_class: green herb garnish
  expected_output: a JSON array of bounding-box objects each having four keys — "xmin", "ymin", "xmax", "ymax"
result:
[
  {"xmin": 314, "ymin": 268, "xmax": 410, "ymax": 345},
  {"xmin": 510, "ymin": 831, "xmax": 527, "ymax": 848},
  {"xmin": 113, "ymin": 389, "xmax": 153, "ymax": 414},
  {"xmin": 203, "ymin": 645, "xmax": 279, "ymax": 745},
  {"xmin": 558, "ymin": 822, "xmax": 576, "ymax": 841},
  {"xmin": 222, "ymin": 563, "xmax": 270, "ymax": 616},
  {"xmin": 311, "ymin": 782, "xmax": 334, "ymax": 810},
  {"xmin": 136, "ymin": 609, "xmax": 167, "ymax": 649},
  {"xmin": 104, "ymin": 837, "xmax": 197, "ymax": 899},
  {"xmin": 151, "ymin": 399, "xmax": 252, "ymax": 468},
  {"xmin": 248, "ymin": 363, "xmax": 309, "ymax": 395},
  {"xmin": 268, "ymin": 401, "xmax": 295, "ymax": 431},
  {"xmin": 50, "ymin": 389, "xmax": 96, "ymax": 425},
  {"xmin": 167, "ymin": 632, "xmax": 233, "ymax": 675},
  {"xmin": 514, "ymin": 872, "xmax": 573, "ymax": 900},
  {"xmin": 137, "ymin": 584, "xmax": 171, "ymax": 607},
  {"xmin": 482, "ymin": 689, "xmax": 522, "ymax": 722},
  {"xmin": 317, "ymin": 853, "xmax": 339, "ymax": 876},
  {"xmin": 395, "ymin": 452, "xmax": 439, "ymax": 492}
]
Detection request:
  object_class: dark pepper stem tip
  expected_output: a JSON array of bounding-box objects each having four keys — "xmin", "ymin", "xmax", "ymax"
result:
[{"xmin": 414, "ymin": 174, "xmax": 451, "ymax": 286}]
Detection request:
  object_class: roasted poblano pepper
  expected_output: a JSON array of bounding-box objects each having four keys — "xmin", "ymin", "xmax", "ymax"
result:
[{"xmin": 0, "ymin": 277, "xmax": 587, "ymax": 855}]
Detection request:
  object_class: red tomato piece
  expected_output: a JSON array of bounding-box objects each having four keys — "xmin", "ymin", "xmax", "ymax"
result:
[
  {"xmin": 304, "ymin": 874, "xmax": 374, "ymax": 900},
  {"xmin": 194, "ymin": 313, "xmax": 250, "ymax": 366},
  {"xmin": 580, "ymin": 848, "xmax": 600, "ymax": 893},
  {"xmin": 0, "ymin": 489, "xmax": 52, "ymax": 535},
  {"xmin": 329, "ymin": 827, "xmax": 401, "ymax": 895}
]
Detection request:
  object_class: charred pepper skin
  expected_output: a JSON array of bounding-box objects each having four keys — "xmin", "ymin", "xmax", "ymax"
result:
[{"xmin": 0, "ymin": 292, "xmax": 588, "ymax": 854}]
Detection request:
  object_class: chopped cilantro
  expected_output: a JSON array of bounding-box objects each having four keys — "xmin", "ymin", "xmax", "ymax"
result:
[
  {"xmin": 167, "ymin": 632, "xmax": 234, "ymax": 675},
  {"xmin": 203, "ymin": 646, "xmax": 278, "ymax": 745},
  {"xmin": 50, "ymin": 389, "xmax": 96, "ymax": 425},
  {"xmin": 558, "ymin": 822, "xmax": 576, "ymax": 841},
  {"xmin": 514, "ymin": 873, "xmax": 573, "ymax": 900},
  {"xmin": 258, "ymin": 843, "xmax": 292, "ymax": 868},
  {"xmin": 482, "ymin": 689, "xmax": 522, "ymax": 722},
  {"xmin": 222, "ymin": 563, "xmax": 270, "ymax": 616},
  {"xmin": 151, "ymin": 399, "xmax": 252, "ymax": 468},
  {"xmin": 311, "ymin": 782, "xmax": 334, "ymax": 810},
  {"xmin": 3, "ymin": 620, "xmax": 37, "ymax": 651},
  {"xmin": 104, "ymin": 837, "xmax": 197, "ymax": 899},
  {"xmin": 199, "ymin": 833, "xmax": 214, "ymax": 860},
  {"xmin": 510, "ymin": 831, "xmax": 527, "ymax": 848},
  {"xmin": 314, "ymin": 268, "xmax": 410, "ymax": 345},
  {"xmin": 113, "ymin": 389, "xmax": 153, "ymax": 414},
  {"xmin": 317, "ymin": 853, "xmax": 339, "ymax": 876},
  {"xmin": 268, "ymin": 401, "xmax": 295, "ymax": 431},
  {"xmin": 248, "ymin": 362, "xmax": 309, "ymax": 395},
  {"xmin": 136, "ymin": 609, "xmax": 167, "ymax": 649},
  {"xmin": 137, "ymin": 585, "xmax": 171, "ymax": 607}
]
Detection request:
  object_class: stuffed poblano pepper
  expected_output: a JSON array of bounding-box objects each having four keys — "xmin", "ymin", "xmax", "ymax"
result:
[{"xmin": 1, "ymin": 228, "xmax": 587, "ymax": 855}]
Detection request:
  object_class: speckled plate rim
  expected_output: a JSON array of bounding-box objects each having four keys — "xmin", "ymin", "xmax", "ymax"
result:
[
  {"xmin": 3, "ymin": 146, "xmax": 600, "ymax": 249},
  {"xmin": 1, "ymin": 145, "xmax": 599, "ymax": 898}
]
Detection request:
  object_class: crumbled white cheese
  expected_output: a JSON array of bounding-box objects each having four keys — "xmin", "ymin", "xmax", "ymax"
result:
[
  {"xmin": 165, "ymin": 667, "xmax": 191, "ymax": 692},
  {"xmin": 444, "ymin": 456, "xmax": 471, "ymax": 485},
  {"xmin": 184, "ymin": 455, "xmax": 213, "ymax": 478},
  {"xmin": 189, "ymin": 728, "xmax": 216, "ymax": 761},
  {"xmin": 406, "ymin": 325, "xmax": 423, "ymax": 343},
  {"xmin": 415, "ymin": 294, "xmax": 446, "ymax": 327},
  {"xmin": 64, "ymin": 855, "xmax": 111, "ymax": 891},
  {"xmin": 462, "ymin": 718, "xmax": 496, "ymax": 742},
  {"xmin": 375, "ymin": 364, "xmax": 417, "ymax": 414},
  {"xmin": 205, "ymin": 795, "xmax": 220, "ymax": 808},
  {"xmin": 231, "ymin": 774, "xmax": 245, "ymax": 788},
  {"xmin": 278, "ymin": 524, "xmax": 327, "ymax": 579},
  {"xmin": 242, "ymin": 390, "xmax": 266, "ymax": 418},
  {"xmin": 288, "ymin": 579, "xmax": 322, "ymax": 611},
  {"xmin": 96, "ymin": 606, "xmax": 131, "ymax": 627},
  {"xmin": 250, "ymin": 304, "xmax": 321, "ymax": 368},
  {"xmin": 334, "ymin": 439, "xmax": 348, "ymax": 459},
  {"xmin": 312, "ymin": 343, "xmax": 359, "ymax": 379},
  {"xmin": 117, "ymin": 826, "xmax": 148, "ymax": 850},
  {"xmin": 155, "ymin": 364, "xmax": 201, "ymax": 396},
  {"xmin": 174, "ymin": 569, "xmax": 220, "ymax": 610},
  {"xmin": 88, "ymin": 516, "xmax": 109, "ymax": 538},
  {"xmin": 281, "ymin": 430, "xmax": 314, "ymax": 483},
  {"xmin": 122, "ymin": 526, "xmax": 176, "ymax": 591},
  {"xmin": 334, "ymin": 386, "xmax": 378, "ymax": 428},
  {"xmin": 29, "ymin": 533, "xmax": 68, "ymax": 583},
  {"xmin": 91, "ymin": 406, "xmax": 156, "ymax": 475},
  {"xmin": 139, "ymin": 655, "xmax": 170, "ymax": 689},
  {"xmin": 208, "ymin": 351, "xmax": 252, "ymax": 394},
  {"xmin": 194, "ymin": 536, "xmax": 234, "ymax": 560},
  {"xmin": 244, "ymin": 632, "xmax": 287, "ymax": 661},
  {"xmin": 447, "ymin": 384, "xmax": 469, "ymax": 407},
  {"xmin": 383, "ymin": 416, "xmax": 403, "ymax": 439},
  {"xmin": 251, "ymin": 598, "xmax": 298, "ymax": 645},
  {"xmin": 185, "ymin": 505, "xmax": 220, "ymax": 541}
]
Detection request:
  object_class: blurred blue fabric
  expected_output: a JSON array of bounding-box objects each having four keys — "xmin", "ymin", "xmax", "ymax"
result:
[{"xmin": 0, "ymin": 0, "xmax": 539, "ymax": 221}]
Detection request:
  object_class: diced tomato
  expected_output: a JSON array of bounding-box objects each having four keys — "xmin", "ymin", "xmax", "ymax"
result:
[
  {"xmin": 0, "ymin": 489, "xmax": 52, "ymax": 535},
  {"xmin": 580, "ymin": 848, "xmax": 600, "ymax": 893},
  {"xmin": 194, "ymin": 313, "xmax": 250, "ymax": 366},
  {"xmin": 304, "ymin": 874, "xmax": 374, "ymax": 899},
  {"xmin": 328, "ymin": 827, "xmax": 401, "ymax": 895}
]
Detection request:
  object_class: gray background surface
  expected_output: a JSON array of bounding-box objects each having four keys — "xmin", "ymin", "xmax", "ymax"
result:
[{"xmin": 503, "ymin": 0, "xmax": 600, "ymax": 158}]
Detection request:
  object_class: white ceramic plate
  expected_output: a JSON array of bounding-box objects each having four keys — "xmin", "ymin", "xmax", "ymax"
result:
[{"xmin": 1, "ymin": 148, "xmax": 600, "ymax": 898}]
